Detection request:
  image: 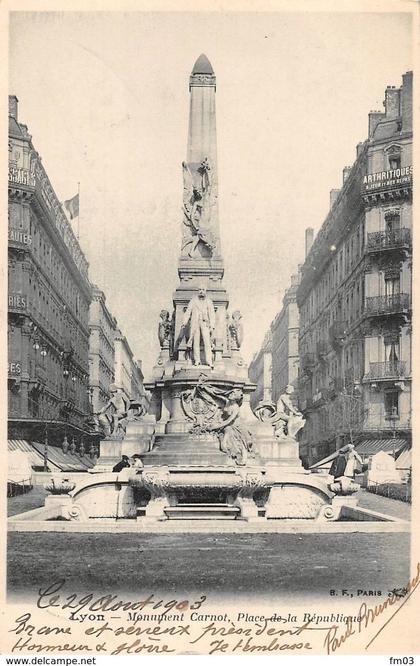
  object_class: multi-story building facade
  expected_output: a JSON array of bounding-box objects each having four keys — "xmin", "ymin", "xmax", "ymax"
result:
[
  {"xmin": 8, "ymin": 96, "xmax": 92, "ymax": 447},
  {"xmin": 271, "ymin": 272, "xmax": 301, "ymax": 403},
  {"xmin": 88, "ymin": 286, "xmax": 118, "ymax": 414},
  {"xmin": 249, "ymin": 271, "xmax": 301, "ymax": 410},
  {"xmin": 249, "ymin": 330, "xmax": 272, "ymax": 410},
  {"xmin": 114, "ymin": 329, "xmax": 145, "ymax": 405},
  {"xmin": 297, "ymin": 72, "xmax": 412, "ymax": 467}
]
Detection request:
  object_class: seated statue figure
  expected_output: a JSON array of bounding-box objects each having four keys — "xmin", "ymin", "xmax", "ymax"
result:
[
  {"xmin": 255, "ymin": 385, "xmax": 305, "ymax": 440},
  {"xmin": 97, "ymin": 384, "xmax": 129, "ymax": 438}
]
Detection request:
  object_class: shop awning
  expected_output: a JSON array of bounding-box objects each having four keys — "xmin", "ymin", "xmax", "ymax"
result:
[
  {"xmin": 8, "ymin": 440, "xmax": 57, "ymax": 470},
  {"xmin": 355, "ymin": 438, "xmax": 407, "ymax": 456},
  {"xmin": 395, "ymin": 447, "xmax": 411, "ymax": 470},
  {"xmin": 30, "ymin": 441, "xmax": 95, "ymax": 472}
]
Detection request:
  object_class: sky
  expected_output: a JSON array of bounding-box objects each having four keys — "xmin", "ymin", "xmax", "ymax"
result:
[{"xmin": 9, "ymin": 10, "xmax": 412, "ymax": 378}]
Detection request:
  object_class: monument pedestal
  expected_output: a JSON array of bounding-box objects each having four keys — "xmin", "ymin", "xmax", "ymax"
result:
[
  {"xmin": 122, "ymin": 417, "xmax": 156, "ymax": 458},
  {"xmin": 256, "ymin": 435, "xmax": 304, "ymax": 472},
  {"xmin": 91, "ymin": 437, "xmax": 123, "ymax": 473}
]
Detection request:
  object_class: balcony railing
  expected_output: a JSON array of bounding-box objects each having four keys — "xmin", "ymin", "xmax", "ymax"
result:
[
  {"xmin": 367, "ymin": 361, "xmax": 407, "ymax": 379},
  {"xmin": 366, "ymin": 228, "xmax": 411, "ymax": 253},
  {"xmin": 364, "ymin": 293, "xmax": 410, "ymax": 317}
]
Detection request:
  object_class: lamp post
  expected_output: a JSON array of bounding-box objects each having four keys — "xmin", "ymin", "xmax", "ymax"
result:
[{"xmin": 388, "ymin": 405, "xmax": 398, "ymax": 459}]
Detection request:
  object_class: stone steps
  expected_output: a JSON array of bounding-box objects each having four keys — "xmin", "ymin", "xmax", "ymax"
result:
[{"xmin": 162, "ymin": 504, "xmax": 240, "ymax": 520}]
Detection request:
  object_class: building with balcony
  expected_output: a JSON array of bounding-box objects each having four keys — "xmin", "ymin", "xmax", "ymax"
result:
[
  {"xmin": 249, "ymin": 271, "xmax": 301, "ymax": 410},
  {"xmin": 8, "ymin": 96, "xmax": 92, "ymax": 451},
  {"xmin": 296, "ymin": 72, "xmax": 412, "ymax": 467},
  {"xmin": 88, "ymin": 286, "xmax": 118, "ymax": 414},
  {"xmin": 270, "ymin": 272, "xmax": 300, "ymax": 403}
]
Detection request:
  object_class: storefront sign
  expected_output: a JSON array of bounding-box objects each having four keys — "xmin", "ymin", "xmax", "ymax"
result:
[
  {"xmin": 8, "ymin": 165, "xmax": 36, "ymax": 187},
  {"xmin": 8, "ymin": 361, "xmax": 22, "ymax": 376},
  {"xmin": 8, "ymin": 294, "xmax": 27, "ymax": 310},
  {"xmin": 8, "ymin": 229, "xmax": 32, "ymax": 246},
  {"xmin": 363, "ymin": 165, "xmax": 412, "ymax": 192}
]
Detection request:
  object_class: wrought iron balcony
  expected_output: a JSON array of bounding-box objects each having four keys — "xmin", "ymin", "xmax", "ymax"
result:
[
  {"xmin": 367, "ymin": 361, "xmax": 407, "ymax": 380},
  {"xmin": 366, "ymin": 228, "xmax": 411, "ymax": 253},
  {"xmin": 364, "ymin": 293, "xmax": 410, "ymax": 317}
]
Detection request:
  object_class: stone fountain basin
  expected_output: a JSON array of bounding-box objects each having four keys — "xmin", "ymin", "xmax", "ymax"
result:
[{"xmin": 7, "ymin": 467, "xmax": 409, "ymax": 529}]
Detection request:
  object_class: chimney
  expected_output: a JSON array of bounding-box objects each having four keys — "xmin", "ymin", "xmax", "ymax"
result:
[
  {"xmin": 305, "ymin": 227, "xmax": 314, "ymax": 258},
  {"xmin": 384, "ymin": 85, "xmax": 400, "ymax": 119},
  {"xmin": 9, "ymin": 95, "xmax": 18, "ymax": 120},
  {"xmin": 356, "ymin": 142, "xmax": 364, "ymax": 158},
  {"xmin": 401, "ymin": 71, "xmax": 413, "ymax": 133},
  {"xmin": 368, "ymin": 110, "xmax": 384, "ymax": 139},
  {"xmin": 330, "ymin": 189, "xmax": 340, "ymax": 208},
  {"xmin": 343, "ymin": 166, "xmax": 352, "ymax": 184}
]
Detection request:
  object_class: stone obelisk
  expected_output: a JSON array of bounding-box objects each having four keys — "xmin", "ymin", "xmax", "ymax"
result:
[{"xmin": 170, "ymin": 54, "xmax": 233, "ymax": 375}]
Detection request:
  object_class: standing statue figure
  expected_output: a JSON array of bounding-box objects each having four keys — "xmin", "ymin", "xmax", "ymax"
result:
[
  {"xmin": 181, "ymin": 160, "xmax": 216, "ymax": 257},
  {"xmin": 181, "ymin": 284, "xmax": 216, "ymax": 367},
  {"xmin": 97, "ymin": 384, "xmax": 129, "ymax": 437},
  {"xmin": 255, "ymin": 385, "xmax": 305, "ymax": 440},
  {"xmin": 158, "ymin": 309, "xmax": 173, "ymax": 349},
  {"xmin": 228, "ymin": 310, "xmax": 244, "ymax": 349}
]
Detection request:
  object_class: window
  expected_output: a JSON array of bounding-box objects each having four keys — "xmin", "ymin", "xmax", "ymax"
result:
[
  {"xmin": 388, "ymin": 155, "xmax": 401, "ymax": 170},
  {"xmin": 384, "ymin": 391, "xmax": 399, "ymax": 418},
  {"xmin": 384, "ymin": 210, "xmax": 401, "ymax": 235},
  {"xmin": 384, "ymin": 340, "xmax": 400, "ymax": 376},
  {"xmin": 384, "ymin": 276, "xmax": 400, "ymax": 298}
]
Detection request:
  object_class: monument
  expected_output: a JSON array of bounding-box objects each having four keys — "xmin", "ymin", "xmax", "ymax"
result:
[{"xmin": 66, "ymin": 55, "xmax": 342, "ymax": 522}]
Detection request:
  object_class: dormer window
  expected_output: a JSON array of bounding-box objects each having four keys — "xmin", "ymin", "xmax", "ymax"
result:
[
  {"xmin": 384, "ymin": 143, "xmax": 402, "ymax": 171},
  {"xmin": 389, "ymin": 155, "xmax": 401, "ymax": 170}
]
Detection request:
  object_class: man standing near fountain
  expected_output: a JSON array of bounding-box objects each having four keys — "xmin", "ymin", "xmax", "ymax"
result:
[{"xmin": 182, "ymin": 283, "xmax": 215, "ymax": 367}]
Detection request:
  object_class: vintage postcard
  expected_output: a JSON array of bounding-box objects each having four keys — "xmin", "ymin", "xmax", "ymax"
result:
[{"xmin": 2, "ymin": 0, "xmax": 419, "ymax": 658}]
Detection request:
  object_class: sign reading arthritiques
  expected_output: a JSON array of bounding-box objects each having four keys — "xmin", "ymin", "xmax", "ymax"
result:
[{"xmin": 363, "ymin": 165, "xmax": 413, "ymax": 191}]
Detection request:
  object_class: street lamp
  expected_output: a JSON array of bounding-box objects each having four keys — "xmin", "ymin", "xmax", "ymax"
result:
[{"xmin": 388, "ymin": 405, "xmax": 399, "ymax": 459}]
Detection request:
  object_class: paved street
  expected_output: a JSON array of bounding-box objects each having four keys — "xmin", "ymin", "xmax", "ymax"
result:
[{"xmin": 8, "ymin": 530, "xmax": 410, "ymax": 602}]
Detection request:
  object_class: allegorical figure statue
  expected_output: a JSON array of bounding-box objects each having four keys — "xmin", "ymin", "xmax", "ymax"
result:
[
  {"xmin": 181, "ymin": 284, "xmax": 215, "ymax": 367},
  {"xmin": 255, "ymin": 385, "xmax": 305, "ymax": 441},
  {"xmin": 212, "ymin": 388, "xmax": 254, "ymax": 466},
  {"xmin": 158, "ymin": 309, "xmax": 173, "ymax": 349},
  {"xmin": 181, "ymin": 376, "xmax": 254, "ymax": 466},
  {"xmin": 97, "ymin": 384, "xmax": 129, "ymax": 437},
  {"xmin": 181, "ymin": 159, "xmax": 216, "ymax": 258},
  {"xmin": 228, "ymin": 310, "xmax": 244, "ymax": 349}
]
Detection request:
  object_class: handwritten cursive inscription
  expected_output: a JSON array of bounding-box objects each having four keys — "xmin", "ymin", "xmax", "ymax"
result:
[
  {"xmin": 324, "ymin": 562, "xmax": 420, "ymax": 654},
  {"xmin": 37, "ymin": 579, "xmax": 206, "ymax": 617}
]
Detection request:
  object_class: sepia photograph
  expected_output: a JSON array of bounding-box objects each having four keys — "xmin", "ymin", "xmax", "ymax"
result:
[{"xmin": 3, "ymin": 1, "xmax": 418, "ymax": 656}]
